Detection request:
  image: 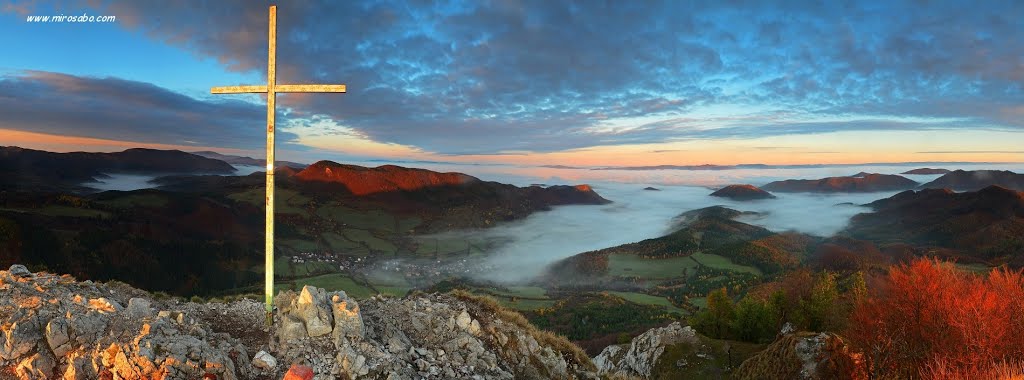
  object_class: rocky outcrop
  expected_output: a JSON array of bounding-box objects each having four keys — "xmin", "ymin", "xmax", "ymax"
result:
[
  {"xmin": 709, "ymin": 184, "xmax": 776, "ymax": 200},
  {"xmin": 272, "ymin": 286, "xmax": 597, "ymax": 379},
  {"xmin": 733, "ymin": 332, "xmax": 865, "ymax": 380},
  {"xmin": 0, "ymin": 265, "xmax": 598, "ymax": 379},
  {"xmin": 0, "ymin": 265, "xmax": 253, "ymax": 380},
  {"xmin": 594, "ymin": 322, "xmax": 699, "ymax": 378}
]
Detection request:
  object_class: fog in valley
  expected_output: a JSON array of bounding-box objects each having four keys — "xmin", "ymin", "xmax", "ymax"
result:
[{"xmin": 79, "ymin": 160, "xmax": 1024, "ymax": 284}]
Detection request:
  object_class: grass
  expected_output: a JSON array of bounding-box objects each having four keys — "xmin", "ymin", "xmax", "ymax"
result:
[
  {"xmin": 691, "ymin": 252, "xmax": 763, "ymax": 276},
  {"xmin": 37, "ymin": 205, "xmax": 110, "ymax": 218},
  {"xmin": 376, "ymin": 286, "xmax": 412, "ymax": 297},
  {"xmin": 322, "ymin": 232, "xmax": 370, "ymax": 255},
  {"xmin": 229, "ymin": 188, "xmax": 310, "ymax": 216},
  {"xmin": 363, "ymin": 268, "xmax": 413, "ymax": 297},
  {"xmin": 316, "ymin": 204, "xmax": 397, "ymax": 232},
  {"xmin": 286, "ymin": 273, "xmax": 375, "ymax": 299},
  {"xmin": 450, "ymin": 290, "xmax": 596, "ymax": 372},
  {"xmin": 494, "ymin": 286, "xmax": 549, "ymax": 299},
  {"xmin": 279, "ymin": 239, "xmax": 319, "ymax": 253},
  {"xmin": 607, "ymin": 253, "xmax": 700, "ymax": 279},
  {"xmin": 604, "ymin": 291, "xmax": 685, "ymax": 314},
  {"xmin": 654, "ymin": 334, "xmax": 766, "ymax": 380},
  {"xmin": 416, "ymin": 238, "xmax": 471, "ymax": 255},
  {"xmin": 954, "ymin": 262, "xmax": 993, "ymax": 274},
  {"xmin": 343, "ymin": 229, "xmax": 397, "ymax": 254},
  {"xmin": 501, "ymin": 298, "xmax": 558, "ymax": 311},
  {"xmin": 96, "ymin": 194, "xmax": 167, "ymax": 208},
  {"xmin": 690, "ymin": 297, "xmax": 707, "ymax": 309}
]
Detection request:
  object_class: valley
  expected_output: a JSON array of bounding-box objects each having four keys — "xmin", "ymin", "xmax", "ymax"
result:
[{"xmin": 2, "ymin": 147, "xmax": 1023, "ymax": 378}]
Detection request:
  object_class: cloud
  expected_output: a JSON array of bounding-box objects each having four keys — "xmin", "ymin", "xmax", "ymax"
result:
[
  {"xmin": 4, "ymin": 0, "xmax": 1024, "ymax": 155},
  {"xmin": 0, "ymin": 70, "xmax": 298, "ymax": 150}
]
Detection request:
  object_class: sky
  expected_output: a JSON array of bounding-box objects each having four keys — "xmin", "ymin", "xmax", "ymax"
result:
[{"xmin": 1, "ymin": 0, "xmax": 1022, "ymax": 167}]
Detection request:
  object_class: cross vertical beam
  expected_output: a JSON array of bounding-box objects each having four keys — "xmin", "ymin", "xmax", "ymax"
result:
[
  {"xmin": 210, "ymin": 5, "xmax": 347, "ymax": 326},
  {"xmin": 264, "ymin": 5, "xmax": 277, "ymax": 327}
]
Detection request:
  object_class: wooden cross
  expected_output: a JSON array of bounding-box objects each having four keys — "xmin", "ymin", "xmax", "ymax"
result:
[{"xmin": 211, "ymin": 5, "xmax": 346, "ymax": 325}]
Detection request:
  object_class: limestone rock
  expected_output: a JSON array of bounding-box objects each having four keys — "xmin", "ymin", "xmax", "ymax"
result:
[
  {"xmin": 87, "ymin": 297, "xmax": 123, "ymax": 313},
  {"xmin": 594, "ymin": 322, "xmax": 698, "ymax": 378},
  {"xmin": 126, "ymin": 297, "xmax": 155, "ymax": 319},
  {"xmin": 0, "ymin": 265, "xmax": 602, "ymax": 380},
  {"xmin": 15, "ymin": 351, "xmax": 56, "ymax": 380},
  {"xmin": 331, "ymin": 292, "xmax": 364, "ymax": 340},
  {"xmin": 252, "ymin": 350, "xmax": 277, "ymax": 370},
  {"xmin": 45, "ymin": 317, "xmax": 71, "ymax": 357},
  {"xmin": 295, "ymin": 286, "xmax": 334, "ymax": 337}
]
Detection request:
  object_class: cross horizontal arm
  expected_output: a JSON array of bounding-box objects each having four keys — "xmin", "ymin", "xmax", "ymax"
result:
[
  {"xmin": 276, "ymin": 84, "xmax": 347, "ymax": 93},
  {"xmin": 211, "ymin": 85, "xmax": 268, "ymax": 94}
]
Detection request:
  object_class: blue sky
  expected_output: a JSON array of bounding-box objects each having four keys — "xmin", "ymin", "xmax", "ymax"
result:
[{"xmin": 0, "ymin": 0, "xmax": 1022, "ymax": 165}]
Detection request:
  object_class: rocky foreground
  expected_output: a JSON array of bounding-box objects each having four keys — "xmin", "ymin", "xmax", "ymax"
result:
[
  {"xmin": 0, "ymin": 264, "xmax": 603, "ymax": 380},
  {"xmin": 0, "ymin": 265, "xmax": 862, "ymax": 379}
]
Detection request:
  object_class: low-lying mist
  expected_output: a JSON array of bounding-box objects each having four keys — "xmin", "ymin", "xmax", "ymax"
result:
[{"xmin": 422, "ymin": 182, "xmax": 899, "ymax": 284}]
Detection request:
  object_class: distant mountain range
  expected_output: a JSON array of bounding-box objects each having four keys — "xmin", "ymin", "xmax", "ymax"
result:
[
  {"xmin": 901, "ymin": 168, "xmax": 950, "ymax": 175},
  {"xmin": 191, "ymin": 151, "xmax": 307, "ymax": 169},
  {"xmin": 592, "ymin": 162, "xmax": 1005, "ymax": 171},
  {"xmin": 0, "ymin": 146, "xmax": 235, "ymax": 191},
  {"xmin": 0, "ymin": 146, "xmax": 611, "ymax": 295},
  {"xmin": 762, "ymin": 173, "xmax": 918, "ymax": 193}
]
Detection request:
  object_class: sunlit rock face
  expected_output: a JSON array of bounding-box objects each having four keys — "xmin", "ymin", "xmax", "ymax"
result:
[
  {"xmin": 0, "ymin": 265, "xmax": 253, "ymax": 380},
  {"xmin": 0, "ymin": 265, "xmax": 599, "ymax": 379}
]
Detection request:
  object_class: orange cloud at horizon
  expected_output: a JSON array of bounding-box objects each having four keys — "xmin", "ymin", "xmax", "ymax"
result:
[{"xmin": 3, "ymin": 128, "xmax": 1021, "ymax": 168}]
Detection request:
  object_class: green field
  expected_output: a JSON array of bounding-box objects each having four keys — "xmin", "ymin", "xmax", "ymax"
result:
[
  {"xmin": 279, "ymin": 239, "xmax": 319, "ymax": 253},
  {"xmin": 229, "ymin": 188, "xmax": 310, "ymax": 217},
  {"xmin": 955, "ymin": 263, "xmax": 993, "ymax": 274},
  {"xmin": 316, "ymin": 204, "xmax": 399, "ymax": 232},
  {"xmin": 97, "ymin": 194, "xmax": 167, "ymax": 209},
  {"xmin": 273, "ymin": 256, "xmax": 335, "ymax": 277},
  {"xmin": 501, "ymin": 298, "xmax": 558, "ymax": 311},
  {"xmin": 604, "ymin": 291, "xmax": 685, "ymax": 314},
  {"xmin": 285, "ymin": 273, "xmax": 375, "ymax": 299},
  {"xmin": 607, "ymin": 253, "xmax": 700, "ymax": 279},
  {"xmin": 495, "ymin": 286, "xmax": 549, "ymax": 298},
  {"xmin": 690, "ymin": 297, "xmax": 708, "ymax": 309},
  {"xmin": 322, "ymin": 232, "xmax": 370, "ymax": 255},
  {"xmin": 343, "ymin": 229, "xmax": 397, "ymax": 254},
  {"xmin": 691, "ymin": 252, "xmax": 763, "ymax": 276}
]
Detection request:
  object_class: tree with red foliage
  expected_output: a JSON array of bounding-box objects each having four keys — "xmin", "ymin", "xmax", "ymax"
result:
[{"xmin": 846, "ymin": 258, "xmax": 1024, "ymax": 379}]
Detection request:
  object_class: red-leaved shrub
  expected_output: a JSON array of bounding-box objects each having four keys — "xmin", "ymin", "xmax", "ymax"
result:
[{"xmin": 846, "ymin": 259, "xmax": 1024, "ymax": 379}]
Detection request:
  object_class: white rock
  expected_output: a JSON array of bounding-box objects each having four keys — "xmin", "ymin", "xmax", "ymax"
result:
[
  {"xmin": 252, "ymin": 350, "xmax": 277, "ymax": 370},
  {"xmin": 594, "ymin": 322, "xmax": 698, "ymax": 378},
  {"xmin": 126, "ymin": 298, "xmax": 154, "ymax": 319},
  {"xmin": 455, "ymin": 310, "xmax": 472, "ymax": 330}
]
